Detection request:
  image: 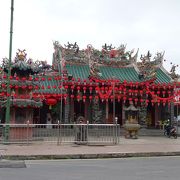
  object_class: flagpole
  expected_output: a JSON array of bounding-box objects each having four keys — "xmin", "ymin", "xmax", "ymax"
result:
[{"xmin": 5, "ymin": 0, "xmax": 14, "ymax": 142}]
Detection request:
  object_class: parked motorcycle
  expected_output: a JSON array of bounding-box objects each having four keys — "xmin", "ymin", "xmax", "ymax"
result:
[{"xmin": 164, "ymin": 125, "xmax": 177, "ymax": 139}]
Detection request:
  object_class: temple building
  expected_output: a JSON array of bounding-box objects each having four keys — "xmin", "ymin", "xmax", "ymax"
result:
[{"xmin": 0, "ymin": 42, "xmax": 180, "ymax": 128}]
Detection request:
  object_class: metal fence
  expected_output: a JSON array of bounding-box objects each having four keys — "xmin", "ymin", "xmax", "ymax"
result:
[{"xmin": 0, "ymin": 122, "xmax": 120, "ymax": 145}]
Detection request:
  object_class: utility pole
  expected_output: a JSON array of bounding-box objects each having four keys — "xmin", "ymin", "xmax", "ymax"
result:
[
  {"xmin": 4, "ymin": 0, "xmax": 14, "ymax": 141},
  {"xmin": 112, "ymin": 77, "xmax": 116, "ymax": 124}
]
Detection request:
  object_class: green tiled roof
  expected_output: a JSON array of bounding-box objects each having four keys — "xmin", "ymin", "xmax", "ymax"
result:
[
  {"xmin": 66, "ymin": 64, "xmax": 90, "ymax": 80},
  {"xmin": 66, "ymin": 64, "xmax": 140, "ymax": 82},
  {"xmin": 34, "ymin": 76, "xmax": 62, "ymax": 94},
  {"xmin": 99, "ymin": 66, "xmax": 140, "ymax": 82},
  {"xmin": 155, "ymin": 68, "xmax": 171, "ymax": 84}
]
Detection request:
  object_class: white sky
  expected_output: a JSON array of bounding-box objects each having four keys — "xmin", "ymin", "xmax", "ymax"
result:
[{"xmin": 0, "ymin": 0, "xmax": 180, "ymax": 73}]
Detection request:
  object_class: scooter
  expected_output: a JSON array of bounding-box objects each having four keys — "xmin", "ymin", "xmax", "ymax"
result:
[{"xmin": 164, "ymin": 125, "xmax": 177, "ymax": 139}]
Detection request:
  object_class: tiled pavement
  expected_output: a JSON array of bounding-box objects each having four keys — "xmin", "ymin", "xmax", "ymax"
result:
[{"xmin": 1, "ymin": 136, "xmax": 180, "ymax": 160}]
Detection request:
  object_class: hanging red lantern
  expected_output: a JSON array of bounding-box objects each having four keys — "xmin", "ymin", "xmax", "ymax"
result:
[
  {"xmin": 157, "ymin": 99, "xmax": 160, "ymax": 106},
  {"xmin": 89, "ymin": 95, "xmax": 93, "ymax": 102},
  {"xmin": 29, "ymin": 76, "xmax": 33, "ymax": 81},
  {"xmin": 29, "ymin": 85, "xmax": 33, "ymax": 90},
  {"xmin": 162, "ymin": 91, "xmax": 166, "ymax": 97},
  {"xmin": 34, "ymin": 77, "xmax": 39, "ymax": 81},
  {"xmin": 123, "ymin": 96, "xmax": 127, "ymax": 103},
  {"xmin": 45, "ymin": 98, "xmax": 57, "ymax": 109},
  {"xmin": 110, "ymin": 95, "xmax": 114, "ymax": 102},
  {"xmin": 95, "ymin": 87, "xmax": 99, "ymax": 93},
  {"xmin": 71, "ymin": 86, "xmax": 74, "ymax": 92},
  {"xmin": 139, "ymin": 90, "xmax": 143, "ymax": 96},
  {"xmin": 70, "ymin": 94, "xmax": 74, "ymax": 99},
  {"xmin": 83, "ymin": 80, "xmax": 87, "ymax": 85},
  {"xmin": 77, "ymin": 94, "xmax": 81, "ymax": 102},
  {"xmin": 15, "ymin": 85, "xmax": 19, "ymax": 89},
  {"xmin": 82, "ymin": 95, "xmax": 86, "ymax": 103},
  {"xmin": 134, "ymin": 98, "xmax": 138, "ymax": 105},
  {"xmin": 21, "ymin": 77, "xmax": 26, "ymax": 81},
  {"xmin": 89, "ymin": 86, "xmax": 93, "ymax": 94},
  {"xmin": 123, "ymin": 88, "xmax": 126, "ymax": 95},
  {"xmin": 83, "ymin": 87, "xmax": 87, "ymax": 93},
  {"xmin": 64, "ymin": 94, "xmax": 68, "ymax": 102},
  {"xmin": 140, "ymin": 99, "xmax": 143, "ymax": 105},
  {"xmin": 77, "ymin": 86, "xmax": 80, "ymax": 93},
  {"xmin": 64, "ymin": 85, "xmax": 68, "ymax": 90},
  {"xmin": 95, "ymin": 95, "xmax": 99, "ymax": 102},
  {"xmin": 1, "ymin": 83, "xmax": 6, "ymax": 88},
  {"xmin": 162, "ymin": 100, "xmax": 166, "ymax": 106},
  {"xmin": 151, "ymin": 99, "xmax": 155, "ymax": 106},
  {"xmin": 146, "ymin": 99, "xmax": 149, "ymax": 106},
  {"xmin": 22, "ymin": 85, "xmax": 26, "ymax": 89}
]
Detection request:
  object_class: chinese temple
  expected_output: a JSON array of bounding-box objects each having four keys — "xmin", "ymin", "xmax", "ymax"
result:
[{"xmin": 0, "ymin": 42, "xmax": 180, "ymax": 128}]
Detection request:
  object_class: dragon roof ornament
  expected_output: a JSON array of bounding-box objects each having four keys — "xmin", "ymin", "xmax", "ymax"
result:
[{"xmin": 138, "ymin": 51, "xmax": 165, "ymax": 80}]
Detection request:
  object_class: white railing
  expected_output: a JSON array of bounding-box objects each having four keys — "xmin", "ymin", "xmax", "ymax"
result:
[{"xmin": 0, "ymin": 122, "xmax": 120, "ymax": 145}]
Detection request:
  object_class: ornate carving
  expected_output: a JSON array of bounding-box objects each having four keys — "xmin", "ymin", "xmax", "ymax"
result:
[
  {"xmin": 138, "ymin": 51, "xmax": 165, "ymax": 80},
  {"xmin": 169, "ymin": 64, "xmax": 179, "ymax": 80}
]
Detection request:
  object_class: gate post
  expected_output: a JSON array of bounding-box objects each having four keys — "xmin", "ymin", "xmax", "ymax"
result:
[
  {"xmin": 115, "ymin": 117, "xmax": 118, "ymax": 144},
  {"xmin": 86, "ymin": 121, "xmax": 89, "ymax": 145},
  {"xmin": 57, "ymin": 120, "xmax": 61, "ymax": 145},
  {"xmin": 26, "ymin": 120, "xmax": 29, "ymax": 145}
]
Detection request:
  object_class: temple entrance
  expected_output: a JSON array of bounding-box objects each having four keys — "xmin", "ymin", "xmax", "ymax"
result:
[
  {"xmin": 108, "ymin": 100, "xmax": 122, "ymax": 124},
  {"xmin": 74, "ymin": 100, "xmax": 85, "ymax": 122}
]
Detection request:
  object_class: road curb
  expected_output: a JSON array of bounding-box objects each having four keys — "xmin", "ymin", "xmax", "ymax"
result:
[{"xmin": 3, "ymin": 151, "xmax": 180, "ymax": 160}]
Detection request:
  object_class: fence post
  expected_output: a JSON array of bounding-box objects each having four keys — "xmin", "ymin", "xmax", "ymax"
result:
[
  {"xmin": 115, "ymin": 117, "xmax": 118, "ymax": 144},
  {"xmin": 26, "ymin": 120, "xmax": 29, "ymax": 145},
  {"xmin": 57, "ymin": 120, "xmax": 60, "ymax": 145},
  {"xmin": 86, "ymin": 121, "xmax": 89, "ymax": 145}
]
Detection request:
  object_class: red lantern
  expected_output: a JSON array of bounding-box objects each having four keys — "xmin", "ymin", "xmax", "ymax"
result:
[
  {"xmin": 89, "ymin": 95, "xmax": 93, "ymax": 102},
  {"xmin": 123, "ymin": 96, "xmax": 127, "ymax": 103},
  {"xmin": 162, "ymin": 91, "xmax": 166, "ymax": 97},
  {"xmin": 89, "ymin": 86, "xmax": 93, "ymax": 94},
  {"xmin": 95, "ymin": 95, "xmax": 99, "ymax": 102},
  {"xmin": 77, "ymin": 94, "xmax": 81, "ymax": 102},
  {"xmin": 151, "ymin": 99, "xmax": 155, "ymax": 106},
  {"xmin": 77, "ymin": 86, "xmax": 80, "ymax": 93},
  {"xmin": 146, "ymin": 99, "xmax": 149, "ymax": 106},
  {"xmin": 82, "ymin": 95, "xmax": 86, "ymax": 102},
  {"xmin": 83, "ymin": 87, "xmax": 87, "ymax": 93},
  {"xmin": 71, "ymin": 86, "xmax": 74, "ymax": 92},
  {"xmin": 64, "ymin": 85, "xmax": 68, "ymax": 90},
  {"xmin": 70, "ymin": 94, "xmax": 74, "ymax": 99},
  {"xmin": 134, "ymin": 98, "xmax": 138, "ymax": 105},
  {"xmin": 45, "ymin": 98, "xmax": 57, "ymax": 109},
  {"xmin": 95, "ymin": 87, "xmax": 99, "ymax": 93},
  {"xmin": 162, "ymin": 100, "xmax": 166, "ymax": 106}
]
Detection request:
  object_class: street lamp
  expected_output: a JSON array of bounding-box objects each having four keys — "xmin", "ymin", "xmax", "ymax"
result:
[{"xmin": 4, "ymin": 0, "xmax": 14, "ymax": 141}]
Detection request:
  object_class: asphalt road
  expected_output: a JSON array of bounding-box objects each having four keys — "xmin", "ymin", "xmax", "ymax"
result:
[{"xmin": 0, "ymin": 157, "xmax": 180, "ymax": 180}]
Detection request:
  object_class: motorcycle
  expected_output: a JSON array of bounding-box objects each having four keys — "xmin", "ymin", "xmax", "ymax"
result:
[{"xmin": 164, "ymin": 125, "xmax": 177, "ymax": 139}]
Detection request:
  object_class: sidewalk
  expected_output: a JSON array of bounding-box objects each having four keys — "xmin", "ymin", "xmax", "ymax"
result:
[{"xmin": 1, "ymin": 136, "xmax": 180, "ymax": 160}]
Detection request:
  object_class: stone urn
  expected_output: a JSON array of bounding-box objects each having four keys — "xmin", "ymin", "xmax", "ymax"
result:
[
  {"xmin": 123, "ymin": 103, "xmax": 140, "ymax": 139},
  {"xmin": 124, "ymin": 121, "xmax": 140, "ymax": 139}
]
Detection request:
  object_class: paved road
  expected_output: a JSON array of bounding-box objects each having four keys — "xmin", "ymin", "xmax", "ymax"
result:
[{"xmin": 0, "ymin": 157, "xmax": 180, "ymax": 180}]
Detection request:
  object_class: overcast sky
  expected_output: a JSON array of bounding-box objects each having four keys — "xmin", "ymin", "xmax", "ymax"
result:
[{"xmin": 0, "ymin": 0, "xmax": 180, "ymax": 73}]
